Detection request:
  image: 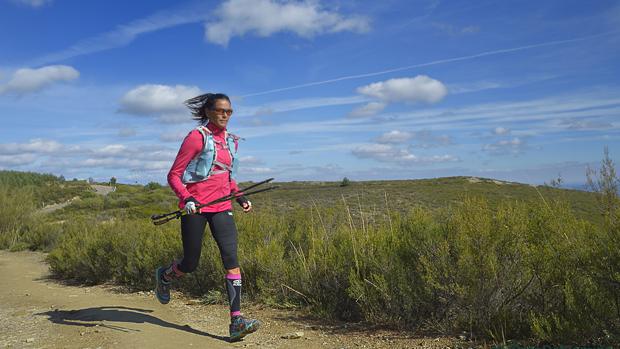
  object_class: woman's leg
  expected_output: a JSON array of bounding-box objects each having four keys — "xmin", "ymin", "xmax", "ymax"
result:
[
  {"xmin": 155, "ymin": 213, "xmax": 207, "ymax": 304},
  {"xmin": 177, "ymin": 213, "xmax": 208, "ymax": 273},
  {"xmin": 207, "ymin": 210, "xmax": 260, "ymax": 340},
  {"xmin": 206, "ymin": 211, "xmax": 240, "ymax": 314}
]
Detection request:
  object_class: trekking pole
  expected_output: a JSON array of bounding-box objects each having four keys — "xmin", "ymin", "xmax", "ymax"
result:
[
  {"xmin": 150, "ymin": 178, "xmax": 274, "ymax": 221},
  {"xmin": 151, "ymin": 178, "xmax": 276, "ymax": 225}
]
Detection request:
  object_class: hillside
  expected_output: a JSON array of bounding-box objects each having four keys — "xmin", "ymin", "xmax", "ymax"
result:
[
  {"xmin": 1, "ymin": 170, "xmax": 617, "ymax": 345},
  {"xmin": 4, "ymin": 171, "xmax": 598, "ymax": 226}
]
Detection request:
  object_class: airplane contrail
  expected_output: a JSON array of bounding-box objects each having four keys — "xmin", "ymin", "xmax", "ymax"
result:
[{"xmin": 241, "ymin": 30, "xmax": 619, "ymax": 98}]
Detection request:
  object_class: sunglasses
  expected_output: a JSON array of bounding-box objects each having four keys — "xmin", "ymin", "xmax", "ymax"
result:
[{"xmin": 210, "ymin": 108, "xmax": 234, "ymax": 116}]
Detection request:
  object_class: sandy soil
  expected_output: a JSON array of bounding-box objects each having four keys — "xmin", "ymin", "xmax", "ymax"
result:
[{"xmin": 0, "ymin": 250, "xmax": 462, "ymax": 349}]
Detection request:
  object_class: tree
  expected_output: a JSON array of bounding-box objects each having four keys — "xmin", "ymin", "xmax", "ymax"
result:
[
  {"xmin": 586, "ymin": 146, "xmax": 619, "ymax": 223},
  {"xmin": 545, "ymin": 173, "xmax": 563, "ymax": 188},
  {"xmin": 340, "ymin": 177, "xmax": 351, "ymax": 187},
  {"xmin": 110, "ymin": 177, "xmax": 117, "ymax": 186},
  {"xmin": 145, "ymin": 181, "xmax": 162, "ymax": 190}
]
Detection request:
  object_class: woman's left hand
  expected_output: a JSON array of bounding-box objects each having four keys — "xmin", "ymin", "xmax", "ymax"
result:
[
  {"xmin": 236, "ymin": 196, "xmax": 252, "ymax": 213},
  {"xmin": 241, "ymin": 200, "xmax": 252, "ymax": 213}
]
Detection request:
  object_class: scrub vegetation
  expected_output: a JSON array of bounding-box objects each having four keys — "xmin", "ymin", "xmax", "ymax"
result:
[{"xmin": 0, "ymin": 154, "xmax": 618, "ymax": 346}]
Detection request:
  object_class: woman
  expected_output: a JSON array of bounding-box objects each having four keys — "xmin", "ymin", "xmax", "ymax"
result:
[{"xmin": 155, "ymin": 93, "xmax": 259, "ymax": 342}]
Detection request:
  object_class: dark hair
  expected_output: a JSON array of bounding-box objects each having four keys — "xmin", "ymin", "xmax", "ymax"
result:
[{"xmin": 184, "ymin": 93, "xmax": 231, "ymax": 123}]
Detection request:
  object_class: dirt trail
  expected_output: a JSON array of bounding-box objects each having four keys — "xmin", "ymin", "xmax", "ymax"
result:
[
  {"xmin": 39, "ymin": 185, "xmax": 113, "ymax": 215},
  {"xmin": 90, "ymin": 185, "xmax": 115, "ymax": 196},
  {"xmin": 0, "ymin": 251, "xmax": 456, "ymax": 349}
]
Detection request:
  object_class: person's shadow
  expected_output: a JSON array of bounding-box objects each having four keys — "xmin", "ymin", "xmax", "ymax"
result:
[{"xmin": 36, "ymin": 305, "xmax": 230, "ymax": 342}]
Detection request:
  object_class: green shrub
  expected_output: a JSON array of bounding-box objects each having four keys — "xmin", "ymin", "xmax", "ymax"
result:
[{"xmin": 2, "ymin": 168, "xmax": 619, "ymax": 345}]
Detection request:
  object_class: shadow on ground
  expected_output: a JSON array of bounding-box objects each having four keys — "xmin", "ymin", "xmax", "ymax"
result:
[{"xmin": 36, "ymin": 305, "xmax": 229, "ymax": 342}]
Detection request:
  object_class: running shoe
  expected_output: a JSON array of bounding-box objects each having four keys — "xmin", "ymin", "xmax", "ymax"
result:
[
  {"xmin": 229, "ymin": 315, "xmax": 260, "ymax": 342},
  {"xmin": 155, "ymin": 266, "xmax": 171, "ymax": 304}
]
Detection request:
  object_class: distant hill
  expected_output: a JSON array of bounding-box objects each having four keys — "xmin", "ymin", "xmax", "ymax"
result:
[
  {"xmin": 0, "ymin": 170, "xmax": 602, "ymax": 226},
  {"xmin": 256, "ymin": 176, "xmax": 601, "ymax": 225}
]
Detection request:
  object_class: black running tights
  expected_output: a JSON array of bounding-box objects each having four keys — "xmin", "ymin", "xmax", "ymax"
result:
[{"xmin": 177, "ymin": 210, "xmax": 239, "ymax": 272}]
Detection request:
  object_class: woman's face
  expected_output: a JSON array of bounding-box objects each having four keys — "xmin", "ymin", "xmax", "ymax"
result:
[{"xmin": 206, "ymin": 99, "xmax": 233, "ymax": 129}]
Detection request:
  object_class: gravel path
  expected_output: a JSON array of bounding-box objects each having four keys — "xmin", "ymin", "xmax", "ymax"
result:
[{"xmin": 0, "ymin": 250, "xmax": 458, "ymax": 349}]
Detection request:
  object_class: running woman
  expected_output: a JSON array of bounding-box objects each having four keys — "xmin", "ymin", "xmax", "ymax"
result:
[{"xmin": 155, "ymin": 93, "xmax": 260, "ymax": 342}]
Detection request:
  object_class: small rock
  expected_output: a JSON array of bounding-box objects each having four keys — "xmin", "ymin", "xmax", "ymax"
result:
[
  {"xmin": 25, "ymin": 338, "xmax": 35, "ymax": 343},
  {"xmin": 281, "ymin": 331, "xmax": 304, "ymax": 339}
]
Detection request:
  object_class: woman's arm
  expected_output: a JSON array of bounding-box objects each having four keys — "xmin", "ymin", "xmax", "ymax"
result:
[{"xmin": 167, "ymin": 130, "xmax": 202, "ymax": 201}]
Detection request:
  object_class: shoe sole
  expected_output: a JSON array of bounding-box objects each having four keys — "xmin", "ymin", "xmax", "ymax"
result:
[
  {"xmin": 230, "ymin": 320, "xmax": 260, "ymax": 342},
  {"xmin": 154, "ymin": 267, "xmax": 170, "ymax": 305}
]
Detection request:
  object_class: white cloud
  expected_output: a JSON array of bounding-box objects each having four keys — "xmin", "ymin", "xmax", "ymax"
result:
[
  {"xmin": 352, "ymin": 143, "xmax": 458, "ymax": 165},
  {"xmin": 483, "ymin": 137, "xmax": 526, "ymax": 155},
  {"xmin": 235, "ymin": 93, "xmax": 620, "ymax": 141},
  {"xmin": 239, "ymin": 167, "xmax": 275, "ymax": 174},
  {"xmin": 239, "ymin": 156, "xmax": 264, "ymax": 165},
  {"xmin": 94, "ymin": 144, "xmax": 128, "ymax": 157},
  {"xmin": 558, "ymin": 119, "xmax": 613, "ymax": 130},
  {"xmin": 409, "ymin": 130, "xmax": 452, "ymax": 148},
  {"xmin": 493, "ymin": 127, "xmax": 510, "ymax": 135},
  {"xmin": 11, "ymin": 0, "xmax": 51, "ymax": 8},
  {"xmin": 205, "ymin": 0, "xmax": 370, "ymax": 46},
  {"xmin": 80, "ymin": 158, "xmax": 170, "ymax": 171},
  {"xmin": 357, "ymin": 76, "xmax": 447, "ymax": 104},
  {"xmin": 375, "ymin": 130, "xmax": 412, "ymax": 144},
  {"xmin": 347, "ymin": 102, "xmax": 386, "ymax": 118},
  {"xmin": 0, "ymin": 65, "xmax": 79, "ymax": 95},
  {"xmin": 0, "ymin": 154, "xmax": 36, "ymax": 167},
  {"xmin": 0, "ymin": 139, "xmax": 64, "ymax": 155},
  {"xmin": 119, "ymin": 84, "xmax": 201, "ymax": 116},
  {"xmin": 0, "ymin": 138, "xmax": 178, "ymax": 177}
]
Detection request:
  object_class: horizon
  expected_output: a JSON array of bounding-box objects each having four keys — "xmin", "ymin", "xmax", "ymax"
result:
[
  {"xmin": 1, "ymin": 0, "xmax": 619, "ymax": 186},
  {"xmin": 0, "ymin": 168, "xmax": 594, "ymax": 192}
]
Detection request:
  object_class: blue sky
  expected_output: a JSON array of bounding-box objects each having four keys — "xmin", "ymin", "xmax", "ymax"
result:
[{"xmin": 1, "ymin": 0, "xmax": 619, "ymax": 186}]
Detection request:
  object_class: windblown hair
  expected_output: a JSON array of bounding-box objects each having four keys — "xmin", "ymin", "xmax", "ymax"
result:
[{"xmin": 184, "ymin": 93, "xmax": 231, "ymax": 123}]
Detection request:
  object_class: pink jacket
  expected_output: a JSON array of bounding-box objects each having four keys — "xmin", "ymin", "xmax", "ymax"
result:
[{"xmin": 167, "ymin": 122, "xmax": 240, "ymax": 213}]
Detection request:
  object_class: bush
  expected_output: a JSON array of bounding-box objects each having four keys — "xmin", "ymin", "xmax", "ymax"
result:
[{"xmin": 2, "ymin": 160, "xmax": 619, "ymax": 345}]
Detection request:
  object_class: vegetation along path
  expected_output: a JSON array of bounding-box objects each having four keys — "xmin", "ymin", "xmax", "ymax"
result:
[{"xmin": 0, "ymin": 250, "xmax": 457, "ymax": 349}]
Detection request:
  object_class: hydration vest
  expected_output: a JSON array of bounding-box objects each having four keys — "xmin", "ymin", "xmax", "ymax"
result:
[{"xmin": 182, "ymin": 125, "xmax": 240, "ymax": 184}]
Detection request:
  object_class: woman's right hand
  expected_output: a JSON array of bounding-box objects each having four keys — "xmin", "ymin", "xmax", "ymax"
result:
[{"xmin": 184, "ymin": 197, "xmax": 200, "ymax": 214}]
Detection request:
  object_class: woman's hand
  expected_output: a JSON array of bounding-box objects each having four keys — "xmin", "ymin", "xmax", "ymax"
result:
[
  {"xmin": 236, "ymin": 196, "xmax": 252, "ymax": 213},
  {"xmin": 184, "ymin": 197, "xmax": 200, "ymax": 214}
]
